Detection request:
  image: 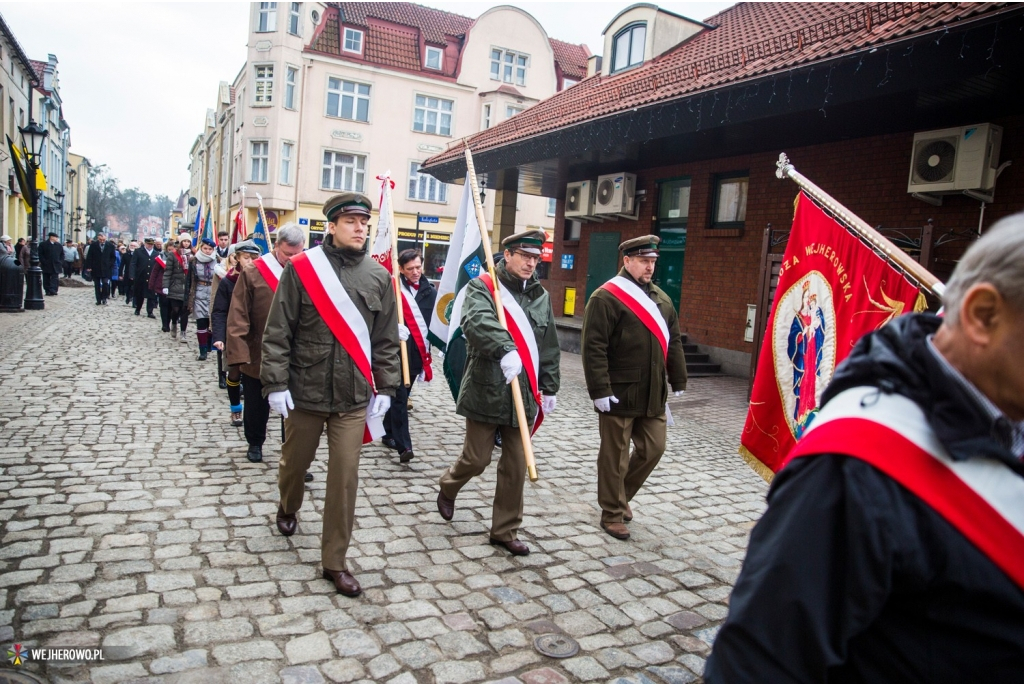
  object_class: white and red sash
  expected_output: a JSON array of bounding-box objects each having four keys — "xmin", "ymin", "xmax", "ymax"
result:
[
  {"xmin": 478, "ymin": 273, "xmax": 543, "ymax": 435},
  {"xmin": 154, "ymin": 255, "xmax": 166, "ymax": 269},
  {"xmin": 783, "ymin": 386, "xmax": 1024, "ymax": 591},
  {"xmin": 600, "ymin": 276, "xmax": 669, "ymax": 361},
  {"xmin": 400, "ymin": 280, "xmax": 432, "ymax": 382},
  {"xmin": 174, "ymin": 251, "xmax": 188, "ymax": 271},
  {"xmin": 254, "ymin": 252, "xmax": 283, "ymax": 292},
  {"xmin": 290, "ymin": 247, "xmax": 385, "ymax": 444}
]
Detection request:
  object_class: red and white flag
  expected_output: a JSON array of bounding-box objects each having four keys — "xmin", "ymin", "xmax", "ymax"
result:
[
  {"xmin": 231, "ymin": 206, "xmax": 248, "ymax": 244},
  {"xmin": 370, "ymin": 172, "xmax": 395, "ymax": 273},
  {"xmin": 290, "ymin": 246, "xmax": 386, "ymax": 444}
]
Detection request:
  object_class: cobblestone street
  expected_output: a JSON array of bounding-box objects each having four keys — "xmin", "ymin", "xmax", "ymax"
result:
[{"xmin": 0, "ymin": 287, "xmax": 768, "ymax": 684}]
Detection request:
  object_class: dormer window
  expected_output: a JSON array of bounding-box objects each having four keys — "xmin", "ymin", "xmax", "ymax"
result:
[
  {"xmin": 612, "ymin": 22, "xmax": 646, "ymax": 73},
  {"xmin": 343, "ymin": 28, "xmax": 363, "ymax": 54},
  {"xmin": 425, "ymin": 46, "xmax": 443, "ymax": 70}
]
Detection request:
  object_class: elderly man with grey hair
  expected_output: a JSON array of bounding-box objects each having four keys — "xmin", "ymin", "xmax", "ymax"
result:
[{"xmin": 707, "ymin": 214, "xmax": 1024, "ymax": 682}]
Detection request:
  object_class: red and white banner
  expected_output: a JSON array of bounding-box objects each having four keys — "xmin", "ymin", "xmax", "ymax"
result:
[
  {"xmin": 783, "ymin": 386, "xmax": 1024, "ymax": 591},
  {"xmin": 290, "ymin": 246, "xmax": 385, "ymax": 444},
  {"xmin": 479, "ymin": 273, "xmax": 543, "ymax": 435},
  {"xmin": 254, "ymin": 252, "xmax": 283, "ymax": 292},
  {"xmin": 231, "ymin": 206, "xmax": 248, "ymax": 244},
  {"xmin": 741, "ymin": 193, "xmax": 924, "ymax": 478},
  {"xmin": 600, "ymin": 275, "xmax": 669, "ymax": 361},
  {"xmin": 370, "ymin": 173, "xmax": 394, "ymax": 273},
  {"xmin": 401, "ymin": 281, "xmax": 432, "ymax": 382}
]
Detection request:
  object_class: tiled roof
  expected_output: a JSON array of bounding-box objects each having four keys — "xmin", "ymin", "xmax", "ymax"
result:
[
  {"xmin": 423, "ymin": 2, "xmax": 1011, "ymax": 169},
  {"xmin": 30, "ymin": 59, "xmax": 49, "ymax": 92},
  {"xmin": 549, "ymin": 38, "xmax": 589, "ymax": 80},
  {"xmin": 334, "ymin": 2, "xmax": 473, "ymax": 44}
]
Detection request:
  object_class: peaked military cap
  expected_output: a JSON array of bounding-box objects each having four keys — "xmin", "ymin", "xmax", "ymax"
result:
[
  {"xmin": 501, "ymin": 229, "xmax": 547, "ymax": 255},
  {"xmin": 619, "ymin": 235, "xmax": 660, "ymax": 257},
  {"xmin": 144, "ymin": 237, "xmax": 155, "ymax": 244},
  {"xmin": 323, "ymin": 192, "xmax": 373, "ymax": 221},
  {"xmin": 229, "ymin": 239, "xmax": 261, "ymax": 256}
]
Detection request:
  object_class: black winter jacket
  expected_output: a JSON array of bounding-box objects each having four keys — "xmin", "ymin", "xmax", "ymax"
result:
[
  {"xmin": 707, "ymin": 314, "xmax": 1024, "ymax": 683},
  {"xmin": 85, "ymin": 241, "xmax": 116, "ymax": 279}
]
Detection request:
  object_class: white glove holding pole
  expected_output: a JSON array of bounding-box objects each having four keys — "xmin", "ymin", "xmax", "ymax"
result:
[
  {"xmin": 368, "ymin": 394, "xmax": 391, "ymax": 418},
  {"xmin": 594, "ymin": 395, "xmax": 619, "ymax": 413},
  {"xmin": 541, "ymin": 395, "xmax": 557, "ymax": 414},
  {"xmin": 398, "ymin": 324, "xmax": 410, "ymax": 342},
  {"xmin": 268, "ymin": 390, "xmax": 294, "ymax": 418},
  {"xmin": 500, "ymin": 351, "xmax": 523, "ymax": 384}
]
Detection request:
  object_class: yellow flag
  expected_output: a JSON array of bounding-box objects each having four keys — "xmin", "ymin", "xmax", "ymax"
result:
[{"xmin": 35, "ymin": 168, "xmax": 47, "ymax": 192}]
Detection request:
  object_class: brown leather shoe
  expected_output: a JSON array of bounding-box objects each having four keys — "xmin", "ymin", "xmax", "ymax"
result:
[
  {"xmin": 437, "ymin": 491, "xmax": 455, "ymax": 521},
  {"xmin": 489, "ymin": 537, "xmax": 530, "ymax": 556},
  {"xmin": 601, "ymin": 521, "xmax": 631, "ymax": 540},
  {"xmin": 323, "ymin": 568, "xmax": 362, "ymax": 597},
  {"xmin": 276, "ymin": 506, "xmax": 296, "ymax": 536},
  {"xmin": 624, "ymin": 504, "xmax": 633, "ymax": 522}
]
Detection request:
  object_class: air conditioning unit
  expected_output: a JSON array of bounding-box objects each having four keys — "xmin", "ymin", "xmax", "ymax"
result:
[
  {"xmin": 907, "ymin": 123, "xmax": 1003, "ymax": 194},
  {"xmin": 595, "ymin": 172, "xmax": 636, "ymax": 214},
  {"xmin": 565, "ymin": 180, "xmax": 595, "ymax": 217}
]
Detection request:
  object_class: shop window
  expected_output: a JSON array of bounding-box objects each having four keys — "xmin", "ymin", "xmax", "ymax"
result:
[{"xmin": 657, "ymin": 177, "xmax": 690, "ymax": 227}]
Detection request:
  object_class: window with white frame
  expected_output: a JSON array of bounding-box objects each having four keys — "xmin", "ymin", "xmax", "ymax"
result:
[
  {"xmin": 288, "ymin": 2, "xmax": 301, "ymax": 35},
  {"xmin": 562, "ymin": 78, "xmax": 578, "ymax": 90},
  {"xmin": 547, "ymin": 198, "xmax": 556, "ymax": 216},
  {"xmin": 343, "ymin": 28, "xmax": 363, "ymax": 53},
  {"xmin": 413, "ymin": 95, "xmax": 452, "ymax": 136},
  {"xmin": 326, "ymin": 78, "xmax": 370, "ymax": 122},
  {"xmin": 256, "ymin": 2, "xmax": 277, "ymax": 32},
  {"xmin": 490, "ymin": 48, "xmax": 528, "ymax": 85},
  {"xmin": 408, "ymin": 162, "xmax": 447, "ymax": 203},
  {"xmin": 482, "ymin": 103, "xmax": 491, "ymax": 129},
  {"xmin": 250, "ymin": 140, "xmax": 269, "ymax": 182},
  {"xmin": 322, "ymin": 150, "xmax": 365, "ymax": 191},
  {"xmin": 425, "ymin": 46, "xmax": 443, "ymax": 70},
  {"xmin": 280, "ymin": 142, "xmax": 294, "ymax": 184},
  {"xmin": 505, "ymin": 104, "xmax": 523, "ymax": 119},
  {"xmin": 254, "ymin": 64, "xmax": 273, "ymax": 104},
  {"xmin": 284, "ymin": 66, "xmax": 297, "ymax": 109}
]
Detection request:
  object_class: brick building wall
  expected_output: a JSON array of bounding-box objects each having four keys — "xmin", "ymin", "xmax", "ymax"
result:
[{"xmin": 543, "ymin": 115, "xmax": 1024, "ymax": 376}]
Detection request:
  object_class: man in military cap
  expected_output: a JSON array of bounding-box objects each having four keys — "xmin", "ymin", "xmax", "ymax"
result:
[
  {"xmin": 262, "ymin": 192, "xmax": 400, "ymax": 597},
  {"xmin": 581, "ymin": 235, "xmax": 688, "ymax": 540},
  {"xmin": 436, "ymin": 229, "xmax": 560, "ymax": 556}
]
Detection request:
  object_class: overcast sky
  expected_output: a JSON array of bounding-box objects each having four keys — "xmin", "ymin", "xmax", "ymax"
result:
[{"xmin": 0, "ymin": 1, "xmax": 732, "ymax": 198}]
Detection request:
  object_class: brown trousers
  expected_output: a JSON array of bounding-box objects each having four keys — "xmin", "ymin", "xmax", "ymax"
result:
[
  {"xmin": 597, "ymin": 413, "xmax": 667, "ymax": 524},
  {"xmin": 439, "ymin": 418, "xmax": 526, "ymax": 541},
  {"xmin": 279, "ymin": 407, "xmax": 365, "ymax": 570}
]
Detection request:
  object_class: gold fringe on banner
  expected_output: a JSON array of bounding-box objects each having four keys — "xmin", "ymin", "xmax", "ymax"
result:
[
  {"xmin": 738, "ymin": 445, "xmax": 775, "ymax": 484},
  {"xmin": 914, "ymin": 291, "xmax": 928, "ymax": 313}
]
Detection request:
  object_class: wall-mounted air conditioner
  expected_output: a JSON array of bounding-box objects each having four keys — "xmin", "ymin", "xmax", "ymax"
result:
[
  {"xmin": 907, "ymin": 123, "xmax": 1003, "ymax": 195},
  {"xmin": 595, "ymin": 172, "xmax": 636, "ymax": 215},
  {"xmin": 565, "ymin": 180, "xmax": 595, "ymax": 218}
]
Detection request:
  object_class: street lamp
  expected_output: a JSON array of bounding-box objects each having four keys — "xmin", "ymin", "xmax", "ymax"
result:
[{"xmin": 18, "ymin": 119, "xmax": 48, "ymax": 310}]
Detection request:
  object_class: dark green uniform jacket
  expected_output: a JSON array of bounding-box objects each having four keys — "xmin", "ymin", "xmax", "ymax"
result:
[
  {"xmin": 260, "ymin": 235, "xmax": 400, "ymax": 414},
  {"xmin": 581, "ymin": 268, "xmax": 688, "ymax": 417},
  {"xmin": 456, "ymin": 261, "xmax": 560, "ymax": 427}
]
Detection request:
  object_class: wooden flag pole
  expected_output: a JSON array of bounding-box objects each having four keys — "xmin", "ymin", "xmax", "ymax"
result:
[
  {"xmin": 382, "ymin": 175, "xmax": 411, "ymax": 388},
  {"xmin": 776, "ymin": 153, "xmax": 945, "ymax": 297},
  {"xmin": 464, "ymin": 148, "xmax": 538, "ymax": 482}
]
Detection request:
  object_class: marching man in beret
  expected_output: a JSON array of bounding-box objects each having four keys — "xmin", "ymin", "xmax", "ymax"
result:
[
  {"xmin": 582, "ymin": 235, "xmax": 687, "ymax": 540},
  {"xmin": 436, "ymin": 229, "xmax": 561, "ymax": 556},
  {"xmin": 261, "ymin": 192, "xmax": 400, "ymax": 597}
]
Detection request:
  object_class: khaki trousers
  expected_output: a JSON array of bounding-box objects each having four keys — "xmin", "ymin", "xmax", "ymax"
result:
[
  {"xmin": 597, "ymin": 413, "xmax": 667, "ymax": 524},
  {"xmin": 279, "ymin": 407, "xmax": 365, "ymax": 570},
  {"xmin": 439, "ymin": 418, "xmax": 526, "ymax": 541}
]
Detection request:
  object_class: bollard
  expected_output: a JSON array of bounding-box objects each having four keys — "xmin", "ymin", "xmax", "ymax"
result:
[{"xmin": 0, "ymin": 251, "xmax": 25, "ymax": 312}]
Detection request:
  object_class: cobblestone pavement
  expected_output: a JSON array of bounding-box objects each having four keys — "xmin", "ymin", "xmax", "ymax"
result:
[{"xmin": 0, "ymin": 287, "xmax": 768, "ymax": 684}]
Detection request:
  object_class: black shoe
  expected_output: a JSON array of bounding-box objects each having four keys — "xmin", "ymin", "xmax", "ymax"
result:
[
  {"xmin": 161, "ymin": 328, "xmax": 170, "ymax": 333},
  {"xmin": 304, "ymin": 471, "xmax": 314, "ymax": 483},
  {"xmin": 246, "ymin": 445, "xmax": 263, "ymax": 463},
  {"xmin": 218, "ymin": 375, "xmax": 227, "ymax": 390},
  {"xmin": 148, "ymin": 313, "xmax": 156, "ymax": 319},
  {"xmin": 134, "ymin": 310, "xmax": 141, "ymax": 316},
  {"xmin": 197, "ymin": 349, "xmax": 208, "ymax": 362},
  {"xmin": 494, "ymin": 430, "xmax": 502, "ymax": 447},
  {"xmin": 381, "ymin": 436, "xmax": 398, "ymax": 451},
  {"xmin": 399, "ymin": 449, "xmax": 414, "ymax": 463}
]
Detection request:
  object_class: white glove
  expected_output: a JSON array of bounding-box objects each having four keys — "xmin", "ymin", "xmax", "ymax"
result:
[
  {"xmin": 594, "ymin": 395, "xmax": 619, "ymax": 413},
  {"xmin": 417, "ymin": 370, "xmax": 426, "ymax": 383},
  {"xmin": 369, "ymin": 394, "xmax": 391, "ymax": 418},
  {"xmin": 268, "ymin": 390, "xmax": 294, "ymax": 418},
  {"xmin": 162, "ymin": 287, "xmax": 168, "ymax": 295},
  {"xmin": 541, "ymin": 395, "xmax": 556, "ymax": 414},
  {"xmin": 674, "ymin": 390, "xmax": 685, "ymax": 397},
  {"xmin": 499, "ymin": 351, "xmax": 522, "ymax": 384},
  {"xmin": 398, "ymin": 324, "xmax": 410, "ymax": 342}
]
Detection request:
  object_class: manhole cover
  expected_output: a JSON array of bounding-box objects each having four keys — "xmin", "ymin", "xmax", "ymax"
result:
[
  {"xmin": 0, "ymin": 670, "xmax": 43, "ymax": 684},
  {"xmin": 534, "ymin": 633, "xmax": 580, "ymax": 659}
]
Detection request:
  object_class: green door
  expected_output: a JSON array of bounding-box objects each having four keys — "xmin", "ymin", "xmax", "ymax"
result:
[
  {"xmin": 654, "ymin": 228, "xmax": 686, "ymax": 312},
  {"xmin": 585, "ymin": 232, "xmax": 621, "ymax": 301}
]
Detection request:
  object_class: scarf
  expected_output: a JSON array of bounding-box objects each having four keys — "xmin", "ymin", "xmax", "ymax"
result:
[{"xmin": 196, "ymin": 251, "xmax": 216, "ymax": 264}]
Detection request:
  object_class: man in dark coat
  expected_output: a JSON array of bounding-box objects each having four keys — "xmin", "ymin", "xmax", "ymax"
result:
[
  {"xmin": 38, "ymin": 232, "xmax": 64, "ymax": 295},
  {"xmin": 381, "ymin": 249, "xmax": 437, "ymax": 463},
  {"xmin": 85, "ymin": 233, "xmax": 116, "ymax": 304},
  {"xmin": 131, "ymin": 237, "xmax": 158, "ymax": 317},
  {"xmin": 706, "ymin": 214, "xmax": 1024, "ymax": 682}
]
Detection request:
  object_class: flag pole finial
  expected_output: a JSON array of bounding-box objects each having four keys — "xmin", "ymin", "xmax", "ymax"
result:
[{"xmin": 776, "ymin": 153, "xmax": 792, "ymax": 180}]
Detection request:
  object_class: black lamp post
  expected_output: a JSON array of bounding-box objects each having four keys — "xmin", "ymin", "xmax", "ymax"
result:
[{"xmin": 19, "ymin": 119, "xmax": 48, "ymax": 310}]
